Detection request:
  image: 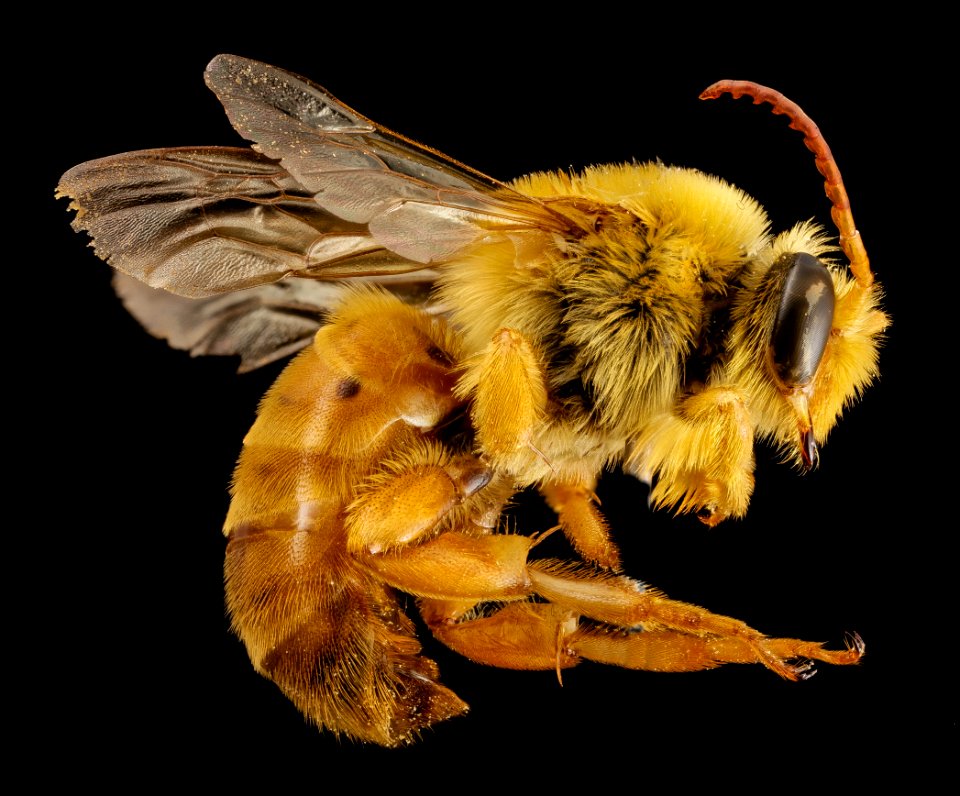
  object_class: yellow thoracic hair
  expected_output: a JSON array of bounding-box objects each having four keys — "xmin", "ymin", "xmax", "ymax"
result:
[{"xmin": 439, "ymin": 163, "xmax": 771, "ymax": 433}]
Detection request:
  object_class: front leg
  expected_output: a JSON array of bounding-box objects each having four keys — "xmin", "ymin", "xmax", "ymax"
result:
[{"xmin": 627, "ymin": 385, "xmax": 755, "ymax": 525}]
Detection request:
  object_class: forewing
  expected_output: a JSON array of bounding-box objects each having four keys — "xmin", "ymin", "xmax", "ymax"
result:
[
  {"xmin": 203, "ymin": 54, "xmax": 564, "ymax": 263},
  {"xmin": 58, "ymin": 147, "xmax": 427, "ymax": 298}
]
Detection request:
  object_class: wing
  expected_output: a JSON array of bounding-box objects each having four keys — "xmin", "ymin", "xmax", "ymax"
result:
[
  {"xmin": 57, "ymin": 146, "xmax": 437, "ymax": 298},
  {"xmin": 58, "ymin": 56, "xmax": 567, "ymax": 298},
  {"xmin": 113, "ymin": 270, "xmax": 438, "ymax": 373},
  {"xmin": 202, "ymin": 54, "xmax": 568, "ymax": 265},
  {"xmin": 57, "ymin": 55, "xmax": 577, "ymax": 369}
]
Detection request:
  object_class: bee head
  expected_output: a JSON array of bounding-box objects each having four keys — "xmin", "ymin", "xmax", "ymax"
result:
[
  {"xmin": 767, "ymin": 251, "xmax": 835, "ymax": 467},
  {"xmin": 725, "ymin": 227, "xmax": 884, "ymax": 468},
  {"xmin": 702, "ymin": 82, "xmax": 887, "ymax": 469}
]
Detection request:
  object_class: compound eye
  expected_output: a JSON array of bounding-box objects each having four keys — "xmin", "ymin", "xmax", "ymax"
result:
[{"xmin": 769, "ymin": 252, "xmax": 835, "ymax": 388}]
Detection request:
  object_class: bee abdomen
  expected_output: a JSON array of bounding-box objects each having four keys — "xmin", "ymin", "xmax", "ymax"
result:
[{"xmin": 225, "ymin": 526, "xmax": 467, "ymax": 745}]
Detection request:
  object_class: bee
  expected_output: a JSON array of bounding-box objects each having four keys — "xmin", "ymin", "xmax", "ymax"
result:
[{"xmin": 58, "ymin": 55, "xmax": 887, "ymax": 747}]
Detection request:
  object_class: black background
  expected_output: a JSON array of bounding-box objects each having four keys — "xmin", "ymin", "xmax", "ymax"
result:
[{"xmin": 34, "ymin": 16, "xmax": 947, "ymax": 784}]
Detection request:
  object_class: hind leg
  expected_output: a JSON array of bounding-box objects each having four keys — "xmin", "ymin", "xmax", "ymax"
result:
[
  {"xmin": 420, "ymin": 593, "xmax": 863, "ymax": 677},
  {"xmin": 347, "ymin": 443, "xmax": 862, "ymax": 682},
  {"xmin": 355, "ymin": 525, "xmax": 862, "ymax": 679}
]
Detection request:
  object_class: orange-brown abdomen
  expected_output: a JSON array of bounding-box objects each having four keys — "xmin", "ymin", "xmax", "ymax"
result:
[{"xmin": 222, "ymin": 290, "xmax": 467, "ymax": 746}]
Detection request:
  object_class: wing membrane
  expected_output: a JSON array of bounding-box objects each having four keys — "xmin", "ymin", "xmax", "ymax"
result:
[
  {"xmin": 204, "ymin": 55, "xmax": 565, "ymax": 263},
  {"xmin": 58, "ymin": 147, "xmax": 427, "ymax": 297},
  {"xmin": 113, "ymin": 270, "xmax": 438, "ymax": 372}
]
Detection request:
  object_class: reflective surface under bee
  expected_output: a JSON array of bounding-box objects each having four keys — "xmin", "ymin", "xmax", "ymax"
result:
[{"xmin": 58, "ymin": 55, "xmax": 887, "ymax": 747}]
